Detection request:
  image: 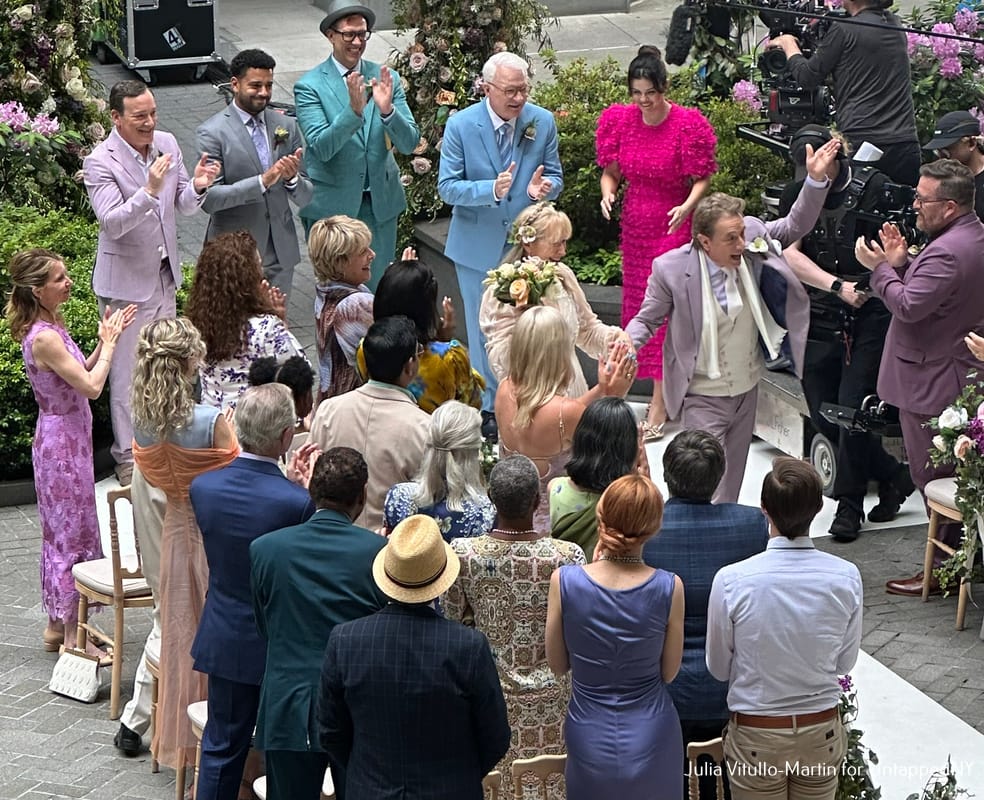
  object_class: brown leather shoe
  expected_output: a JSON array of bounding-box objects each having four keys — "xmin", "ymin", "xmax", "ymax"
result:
[{"xmin": 885, "ymin": 571, "xmax": 941, "ymax": 596}]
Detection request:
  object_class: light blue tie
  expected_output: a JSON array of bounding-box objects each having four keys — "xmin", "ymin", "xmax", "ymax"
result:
[
  {"xmin": 496, "ymin": 124, "xmax": 512, "ymax": 169},
  {"xmin": 249, "ymin": 117, "xmax": 271, "ymax": 171}
]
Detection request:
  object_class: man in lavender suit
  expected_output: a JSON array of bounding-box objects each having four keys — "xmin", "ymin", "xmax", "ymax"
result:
[
  {"xmin": 625, "ymin": 138, "xmax": 841, "ymax": 503},
  {"xmin": 856, "ymin": 158, "xmax": 984, "ymax": 596},
  {"xmin": 83, "ymin": 80, "xmax": 219, "ymax": 483}
]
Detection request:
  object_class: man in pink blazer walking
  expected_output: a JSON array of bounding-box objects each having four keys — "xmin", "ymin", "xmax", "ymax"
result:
[{"xmin": 83, "ymin": 80, "xmax": 219, "ymax": 483}]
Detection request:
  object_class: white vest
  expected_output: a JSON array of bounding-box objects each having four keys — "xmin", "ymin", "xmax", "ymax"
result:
[{"xmin": 689, "ymin": 286, "xmax": 763, "ymax": 398}]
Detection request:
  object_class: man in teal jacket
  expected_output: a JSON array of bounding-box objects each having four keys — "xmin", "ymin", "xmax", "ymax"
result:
[{"xmin": 294, "ymin": 0, "xmax": 419, "ymax": 287}]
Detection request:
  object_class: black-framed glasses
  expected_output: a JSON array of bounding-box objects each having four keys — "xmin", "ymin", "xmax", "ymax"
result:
[
  {"xmin": 912, "ymin": 194, "xmax": 953, "ymax": 206},
  {"xmin": 486, "ymin": 81, "xmax": 531, "ymax": 99},
  {"xmin": 331, "ymin": 28, "xmax": 371, "ymax": 41}
]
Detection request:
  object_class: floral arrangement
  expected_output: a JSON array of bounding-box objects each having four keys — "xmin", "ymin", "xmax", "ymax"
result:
[
  {"xmin": 1, "ymin": 0, "xmax": 111, "ymax": 211},
  {"xmin": 480, "ymin": 439, "xmax": 498, "ymax": 482},
  {"xmin": 836, "ymin": 674, "xmax": 880, "ymax": 800},
  {"xmin": 483, "ymin": 256, "xmax": 559, "ymax": 309},
  {"xmin": 388, "ymin": 0, "xmax": 553, "ymax": 241},
  {"xmin": 928, "ymin": 372, "xmax": 984, "ymax": 590}
]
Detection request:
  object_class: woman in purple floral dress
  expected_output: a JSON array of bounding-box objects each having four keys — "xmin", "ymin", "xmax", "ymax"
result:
[
  {"xmin": 597, "ymin": 45, "xmax": 717, "ymax": 439},
  {"xmin": 5, "ymin": 248, "xmax": 134, "ymax": 656},
  {"xmin": 187, "ymin": 231, "xmax": 309, "ymax": 411}
]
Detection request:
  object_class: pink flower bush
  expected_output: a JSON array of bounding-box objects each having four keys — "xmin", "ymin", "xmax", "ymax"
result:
[
  {"xmin": 731, "ymin": 79, "xmax": 763, "ymax": 113},
  {"xmin": 941, "ymin": 56, "xmax": 964, "ymax": 78},
  {"xmin": 30, "ymin": 112, "xmax": 58, "ymax": 135},
  {"xmin": 907, "ymin": 32, "xmax": 931, "ymax": 57},
  {"xmin": 930, "ymin": 23, "xmax": 961, "ymax": 60},
  {"xmin": 0, "ymin": 101, "xmax": 31, "ymax": 131},
  {"xmin": 954, "ymin": 7, "xmax": 979, "ymax": 34}
]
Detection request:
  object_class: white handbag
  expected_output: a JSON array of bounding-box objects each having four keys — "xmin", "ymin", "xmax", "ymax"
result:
[{"xmin": 49, "ymin": 648, "xmax": 102, "ymax": 703}]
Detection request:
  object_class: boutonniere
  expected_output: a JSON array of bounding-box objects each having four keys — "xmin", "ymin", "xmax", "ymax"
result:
[
  {"xmin": 746, "ymin": 236, "xmax": 769, "ymax": 255},
  {"xmin": 273, "ymin": 126, "xmax": 289, "ymax": 147},
  {"xmin": 523, "ymin": 121, "xmax": 537, "ymax": 142}
]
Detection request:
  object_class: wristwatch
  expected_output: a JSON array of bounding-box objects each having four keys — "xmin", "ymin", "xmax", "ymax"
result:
[{"xmin": 830, "ymin": 279, "xmax": 843, "ymax": 295}]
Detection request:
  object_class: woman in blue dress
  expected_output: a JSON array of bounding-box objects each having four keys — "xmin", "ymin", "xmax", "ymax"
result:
[{"xmin": 546, "ymin": 473, "xmax": 685, "ymax": 800}]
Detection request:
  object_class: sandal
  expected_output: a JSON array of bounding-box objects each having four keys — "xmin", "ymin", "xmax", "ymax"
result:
[
  {"xmin": 641, "ymin": 421, "xmax": 665, "ymax": 442},
  {"xmin": 43, "ymin": 628, "xmax": 64, "ymax": 652}
]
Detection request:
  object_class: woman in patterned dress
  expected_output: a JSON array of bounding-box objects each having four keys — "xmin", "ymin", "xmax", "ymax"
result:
[
  {"xmin": 384, "ymin": 400, "xmax": 494, "ymax": 540},
  {"xmin": 187, "ymin": 231, "xmax": 308, "ymax": 410},
  {"xmin": 444, "ymin": 454, "xmax": 585, "ymax": 791},
  {"xmin": 596, "ymin": 45, "xmax": 717, "ymax": 439},
  {"xmin": 5, "ymin": 248, "xmax": 135, "ymax": 656}
]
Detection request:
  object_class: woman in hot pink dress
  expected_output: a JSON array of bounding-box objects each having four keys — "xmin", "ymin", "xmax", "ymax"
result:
[{"xmin": 596, "ymin": 45, "xmax": 717, "ymax": 439}]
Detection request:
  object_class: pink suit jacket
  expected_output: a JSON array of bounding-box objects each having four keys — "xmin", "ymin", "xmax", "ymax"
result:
[
  {"xmin": 625, "ymin": 181, "xmax": 827, "ymax": 419},
  {"xmin": 83, "ymin": 128, "xmax": 202, "ymax": 303},
  {"xmin": 870, "ymin": 212, "xmax": 984, "ymax": 416}
]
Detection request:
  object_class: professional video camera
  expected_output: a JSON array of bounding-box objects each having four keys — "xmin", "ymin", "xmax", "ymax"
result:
[{"xmin": 842, "ymin": 164, "xmax": 919, "ymax": 243}]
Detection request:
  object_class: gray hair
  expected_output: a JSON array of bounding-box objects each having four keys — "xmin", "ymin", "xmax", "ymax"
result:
[
  {"xmin": 234, "ymin": 384, "xmax": 295, "ymax": 455},
  {"xmin": 412, "ymin": 401, "xmax": 486, "ymax": 511},
  {"xmin": 691, "ymin": 193, "xmax": 746, "ymax": 244},
  {"xmin": 488, "ymin": 455, "xmax": 541, "ymax": 518},
  {"xmin": 482, "ymin": 51, "xmax": 530, "ymax": 83}
]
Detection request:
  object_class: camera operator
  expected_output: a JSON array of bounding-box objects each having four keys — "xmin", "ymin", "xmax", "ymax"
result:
[
  {"xmin": 778, "ymin": 125, "xmax": 915, "ymax": 541},
  {"xmin": 769, "ymin": 0, "xmax": 919, "ymax": 185},
  {"xmin": 925, "ymin": 110, "xmax": 984, "ymax": 222}
]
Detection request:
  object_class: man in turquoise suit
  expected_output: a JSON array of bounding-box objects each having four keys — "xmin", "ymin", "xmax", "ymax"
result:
[
  {"xmin": 294, "ymin": 0, "xmax": 420, "ymax": 288},
  {"xmin": 438, "ymin": 51, "xmax": 563, "ymax": 434}
]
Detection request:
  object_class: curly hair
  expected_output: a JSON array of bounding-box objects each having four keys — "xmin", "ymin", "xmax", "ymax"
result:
[
  {"xmin": 508, "ymin": 306, "xmax": 574, "ymax": 429},
  {"xmin": 596, "ymin": 474, "xmax": 665, "ymax": 557},
  {"xmin": 131, "ymin": 317, "xmax": 206, "ymax": 442},
  {"xmin": 4, "ymin": 248, "xmax": 62, "ymax": 342},
  {"xmin": 186, "ymin": 231, "xmax": 275, "ymax": 361}
]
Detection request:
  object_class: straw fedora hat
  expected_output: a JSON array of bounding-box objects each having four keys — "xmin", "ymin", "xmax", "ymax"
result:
[
  {"xmin": 372, "ymin": 515, "xmax": 460, "ymax": 603},
  {"xmin": 319, "ymin": 0, "xmax": 376, "ymax": 35}
]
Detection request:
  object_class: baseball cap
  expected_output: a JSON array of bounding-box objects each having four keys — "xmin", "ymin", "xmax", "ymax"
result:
[{"xmin": 924, "ymin": 111, "xmax": 981, "ymax": 150}]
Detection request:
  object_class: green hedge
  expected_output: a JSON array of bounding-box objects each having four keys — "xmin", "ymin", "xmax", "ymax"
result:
[{"xmin": 0, "ymin": 204, "xmax": 106, "ymax": 481}]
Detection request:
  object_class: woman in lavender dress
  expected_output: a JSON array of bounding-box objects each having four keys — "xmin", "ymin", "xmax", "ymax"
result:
[
  {"xmin": 546, "ymin": 474, "xmax": 685, "ymax": 800},
  {"xmin": 4, "ymin": 248, "xmax": 134, "ymax": 657},
  {"xmin": 187, "ymin": 231, "xmax": 308, "ymax": 411}
]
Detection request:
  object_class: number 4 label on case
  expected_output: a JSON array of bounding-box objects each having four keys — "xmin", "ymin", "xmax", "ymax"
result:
[{"xmin": 164, "ymin": 27, "xmax": 186, "ymax": 51}]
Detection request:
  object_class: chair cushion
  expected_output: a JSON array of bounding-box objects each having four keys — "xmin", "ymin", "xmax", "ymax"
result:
[
  {"xmin": 187, "ymin": 700, "xmax": 208, "ymax": 730},
  {"xmin": 925, "ymin": 477, "xmax": 958, "ymax": 509},
  {"xmin": 252, "ymin": 776, "xmax": 267, "ymax": 800},
  {"xmin": 72, "ymin": 557, "xmax": 152, "ymax": 598}
]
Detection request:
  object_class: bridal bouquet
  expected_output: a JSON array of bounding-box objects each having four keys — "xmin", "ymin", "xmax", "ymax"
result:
[{"xmin": 483, "ymin": 256, "xmax": 560, "ymax": 308}]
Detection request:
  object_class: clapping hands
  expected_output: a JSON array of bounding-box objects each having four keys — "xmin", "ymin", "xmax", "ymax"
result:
[{"xmin": 98, "ymin": 304, "xmax": 137, "ymax": 347}]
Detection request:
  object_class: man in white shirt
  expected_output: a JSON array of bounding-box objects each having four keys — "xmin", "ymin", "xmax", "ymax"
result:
[{"xmin": 706, "ymin": 457, "xmax": 863, "ymax": 800}]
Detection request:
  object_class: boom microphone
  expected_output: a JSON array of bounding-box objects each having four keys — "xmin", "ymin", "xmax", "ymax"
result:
[{"xmin": 665, "ymin": 4, "xmax": 698, "ymax": 65}]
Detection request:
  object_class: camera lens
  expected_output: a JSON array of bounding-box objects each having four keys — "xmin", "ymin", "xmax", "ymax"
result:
[{"xmin": 759, "ymin": 48, "xmax": 789, "ymax": 76}]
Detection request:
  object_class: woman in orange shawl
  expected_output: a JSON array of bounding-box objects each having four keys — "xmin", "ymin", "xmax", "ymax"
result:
[{"xmin": 130, "ymin": 318, "xmax": 238, "ymax": 773}]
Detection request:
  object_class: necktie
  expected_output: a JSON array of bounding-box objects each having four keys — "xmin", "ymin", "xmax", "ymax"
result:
[
  {"xmin": 724, "ymin": 269, "xmax": 743, "ymax": 319},
  {"xmin": 496, "ymin": 124, "xmax": 512, "ymax": 169},
  {"xmin": 249, "ymin": 117, "xmax": 271, "ymax": 171}
]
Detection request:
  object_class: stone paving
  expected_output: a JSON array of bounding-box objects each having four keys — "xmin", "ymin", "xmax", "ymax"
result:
[{"xmin": 2, "ymin": 1, "xmax": 983, "ymax": 797}]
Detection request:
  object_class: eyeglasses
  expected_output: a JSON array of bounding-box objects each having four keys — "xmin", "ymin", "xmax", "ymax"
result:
[
  {"xmin": 331, "ymin": 28, "xmax": 371, "ymax": 41},
  {"xmin": 912, "ymin": 194, "xmax": 953, "ymax": 206},
  {"xmin": 415, "ymin": 344, "xmax": 426, "ymax": 358},
  {"xmin": 487, "ymin": 82, "xmax": 531, "ymax": 99}
]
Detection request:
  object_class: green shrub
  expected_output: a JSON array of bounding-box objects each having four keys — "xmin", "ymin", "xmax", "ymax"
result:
[
  {"xmin": 532, "ymin": 53, "xmax": 626, "ymax": 254},
  {"xmin": 0, "ymin": 204, "xmax": 105, "ymax": 480}
]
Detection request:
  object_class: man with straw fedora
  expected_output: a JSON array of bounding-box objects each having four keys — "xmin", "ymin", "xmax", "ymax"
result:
[{"xmin": 317, "ymin": 515, "xmax": 511, "ymax": 799}]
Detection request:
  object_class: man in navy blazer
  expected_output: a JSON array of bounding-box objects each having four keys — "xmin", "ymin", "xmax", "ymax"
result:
[
  {"xmin": 643, "ymin": 430, "xmax": 768, "ymax": 799},
  {"xmin": 251, "ymin": 447, "xmax": 387, "ymax": 800},
  {"xmin": 438, "ymin": 51, "xmax": 563, "ymax": 424},
  {"xmin": 189, "ymin": 385, "xmax": 315, "ymax": 800},
  {"xmin": 318, "ymin": 515, "xmax": 511, "ymax": 800}
]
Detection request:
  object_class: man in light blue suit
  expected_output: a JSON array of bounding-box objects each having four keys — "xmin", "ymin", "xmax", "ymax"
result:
[
  {"xmin": 438, "ymin": 52, "xmax": 563, "ymax": 432},
  {"xmin": 294, "ymin": 0, "xmax": 420, "ymax": 288}
]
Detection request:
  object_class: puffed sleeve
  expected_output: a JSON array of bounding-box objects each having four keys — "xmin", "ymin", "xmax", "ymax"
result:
[
  {"xmin": 559, "ymin": 264, "xmax": 622, "ymax": 360},
  {"xmin": 679, "ymin": 106, "xmax": 718, "ymax": 179},
  {"xmin": 479, "ymin": 283, "xmax": 522, "ymax": 385},
  {"xmin": 595, "ymin": 104, "xmax": 626, "ymax": 169}
]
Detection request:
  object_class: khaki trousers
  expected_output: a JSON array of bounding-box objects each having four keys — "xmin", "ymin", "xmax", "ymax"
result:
[{"xmin": 723, "ymin": 717, "xmax": 847, "ymax": 800}]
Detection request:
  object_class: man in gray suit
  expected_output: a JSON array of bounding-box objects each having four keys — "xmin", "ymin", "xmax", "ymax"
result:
[{"xmin": 197, "ymin": 49, "xmax": 313, "ymax": 296}]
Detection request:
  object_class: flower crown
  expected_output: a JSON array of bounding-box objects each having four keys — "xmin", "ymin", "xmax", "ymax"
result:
[{"xmin": 505, "ymin": 202, "xmax": 557, "ymax": 246}]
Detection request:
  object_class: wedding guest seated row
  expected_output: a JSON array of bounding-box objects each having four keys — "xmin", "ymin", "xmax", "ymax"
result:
[
  {"xmin": 186, "ymin": 231, "xmax": 308, "ymax": 411},
  {"xmin": 643, "ymin": 429, "xmax": 768, "ymax": 800},
  {"xmin": 547, "ymin": 474, "xmax": 685, "ymax": 800},
  {"xmin": 445, "ymin": 455, "xmax": 585, "ymax": 792},
  {"xmin": 550, "ymin": 397, "xmax": 648, "ymax": 560},
  {"xmin": 384, "ymin": 400, "xmax": 495, "ymax": 540},
  {"xmin": 496, "ymin": 305, "xmax": 637, "ymax": 531},
  {"xmin": 310, "ymin": 315, "xmax": 430, "ymax": 531}
]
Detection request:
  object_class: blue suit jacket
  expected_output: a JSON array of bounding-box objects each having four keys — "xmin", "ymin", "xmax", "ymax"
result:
[
  {"xmin": 643, "ymin": 497, "xmax": 769, "ymax": 721},
  {"xmin": 189, "ymin": 457, "xmax": 315, "ymax": 685},
  {"xmin": 250, "ymin": 509, "xmax": 387, "ymax": 751},
  {"xmin": 318, "ymin": 603, "xmax": 511, "ymax": 800},
  {"xmin": 294, "ymin": 58, "xmax": 420, "ymax": 224},
  {"xmin": 438, "ymin": 99, "xmax": 563, "ymax": 271}
]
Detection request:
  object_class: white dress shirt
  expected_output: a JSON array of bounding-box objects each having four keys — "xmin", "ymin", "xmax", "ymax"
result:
[{"xmin": 705, "ymin": 536, "xmax": 863, "ymax": 715}]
